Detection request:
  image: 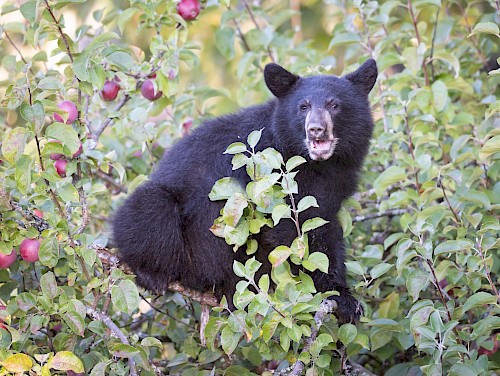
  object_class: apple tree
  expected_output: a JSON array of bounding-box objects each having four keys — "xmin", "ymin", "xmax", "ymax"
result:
[{"xmin": 0, "ymin": 0, "xmax": 499, "ymax": 375}]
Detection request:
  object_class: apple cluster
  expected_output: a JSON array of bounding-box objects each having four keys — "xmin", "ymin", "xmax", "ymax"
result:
[{"xmin": 0, "ymin": 238, "xmax": 40, "ymax": 270}]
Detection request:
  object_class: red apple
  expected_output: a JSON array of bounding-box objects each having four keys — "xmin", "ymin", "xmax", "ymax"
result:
[
  {"xmin": 66, "ymin": 371, "xmax": 84, "ymax": 376},
  {"xmin": 54, "ymin": 159, "xmax": 68, "ymax": 177},
  {"xmin": 19, "ymin": 238, "xmax": 40, "ymax": 263},
  {"xmin": 0, "ymin": 250, "xmax": 17, "ymax": 269},
  {"xmin": 101, "ymin": 80, "xmax": 120, "ymax": 101},
  {"xmin": 167, "ymin": 69, "xmax": 176, "ymax": 80},
  {"xmin": 141, "ymin": 79, "xmax": 162, "ymax": 101},
  {"xmin": 479, "ymin": 337, "xmax": 499, "ymax": 356},
  {"xmin": 54, "ymin": 101, "xmax": 78, "ymax": 124},
  {"xmin": 177, "ymin": 0, "xmax": 201, "ymax": 21},
  {"xmin": 72, "ymin": 142, "xmax": 83, "ymax": 158},
  {"xmin": 48, "ymin": 140, "xmax": 63, "ymax": 160},
  {"xmin": 33, "ymin": 209, "xmax": 44, "ymax": 218},
  {"xmin": 182, "ymin": 118, "xmax": 193, "ymax": 136}
]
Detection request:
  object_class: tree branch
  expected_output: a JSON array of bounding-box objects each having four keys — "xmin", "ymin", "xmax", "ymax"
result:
[
  {"xmin": 86, "ymin": 307, "xmax": 138, "ymax": 376},
  {"xmin": 352, "ymin": 208, "xmax": 408, "ymax": 223},
  {"xmin": 94, "ymin": 246, "xmax": 219, "ymax": 307}
]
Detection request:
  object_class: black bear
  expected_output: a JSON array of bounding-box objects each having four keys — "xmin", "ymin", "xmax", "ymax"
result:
[{"xmin": 113, "ymin": 59, "xmax": 377, "ymax": 323}]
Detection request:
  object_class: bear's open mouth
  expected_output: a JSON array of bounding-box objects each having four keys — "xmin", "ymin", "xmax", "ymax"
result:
[{"xmin": 307, "ymin": 138, "xmax": 338, "ymax": 161}]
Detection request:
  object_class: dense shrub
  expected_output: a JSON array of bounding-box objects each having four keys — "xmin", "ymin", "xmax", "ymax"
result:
[{"xmin": 0, "ymin": 0, "xmax": 499, "ymax": 375}]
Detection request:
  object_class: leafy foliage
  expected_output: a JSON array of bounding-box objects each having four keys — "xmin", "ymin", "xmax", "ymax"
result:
[{"xmin": 0, "ymin": 0, "xmax": 499, "ymax": 375}]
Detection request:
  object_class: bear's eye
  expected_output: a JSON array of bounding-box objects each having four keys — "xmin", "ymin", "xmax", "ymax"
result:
[
  {"xmin": 299, "ymin": 103, "xmax": 310, "ymax": 111},
  {"xmin": 326, "ymin": 98, "xmax": 339, "ymax": 109}
]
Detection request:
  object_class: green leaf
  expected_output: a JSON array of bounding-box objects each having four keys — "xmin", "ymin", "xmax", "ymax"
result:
[
  {"xmin": 431, "ymin": 80, "xmax": 448, "ymax": 112},
  {"xmin": 209, "ymin": 177, "xmax": 245, "ymax": 200},
  {"xmin": 301, "ymin": 217, "xmax": 328, "ymax": 233},
  {"xmin": 370, "ymin": 263, "xmax": 393, "ymax": 279},
  {"xmin": 118, "ymin": 8, "xmax": 139, "ymax": 34},
  {"xmin": 58, "ymin": 182, "xmax": 79, "ymax": 203},
  {"xmin": 15, "ymin": 155, "xmax": 33, "ymax": 195},
  {"xmin": 406, "ymin": 269, "xmax": 430, "ymax": 302},
  {"xmin": 215, "ymin": 28, "xmax": 235, "ymax": 60},
  {"xmin": 85, "ymin": 31, "xmax": 120, "ymax": 52},
  {"xmin": 337, "ymin": 206, "xmax": 352, "ymax": 237},
  {"xmin": 345, "ymin": 261, "xmax": 364, "ymax": 276},
  {"xmin": 233, "ymin": 261, "xmax": 246, "ymax": 278},
  {"xmin": 468, "ymin": 22, "xmax": 500, "ymax": 37},
  {"xmin": 479, "ymin": 135, "xmax": 500, "ymax": 159},
  {"xmin": 224, "ymin": 142, "xmax": 247, "ymax": 155},
  {"xmin": 45, "ymin": 122, "xmax": 81, "ymax": 155},
  {"xmin": 247, "ymin": 129, "xmax": 263, "ymax": 149},
  {"xmin": 62, "ymin": 310, "xmax": 85, "ymax": 336},
  {"xmin": 258, "ymin": 274, "xmax": 270, "ymax": 293},
  {"xmin": 204, "ymin": 318, "xmax": 226, "ymax": 350},
  {"xmin": 221, "ymin": 326, "xmax": 240, "ymax": 355},
  {"xmin": 231, "ymin": 153, "xmax": 249, "ymax": 170},
  {"xmin": 269, "ymin": 246, "xmax": 292, "ymax": 268},
  {"xmin": 433, "ymin": 51, "xmax": 460, "ymax": 77},
  {"xmin": 19, "ymin": 0, "xmax": 37, "ymax": 23},
  {"xmin": 20, "ymin": 101, "xmax": 45, "ymax": 133},
  {"xmin": 222, "ymin": 193, "xmax": 248, "ymax": 227},
  {"xmin": 373, "ymin": 166, "xmax": 407, "ymax": 197},
  {"xmin": 38, "ymin": 77, "xmax": 65, "ymax": 92},
  {"xmin": 297, "ymin": 196, "xmax": 319, "ymax": 213},
  {"xmin": 223, "ymin": 219, "xmax": 250, "ymax": 247},
  {"xmin": 48, "ymin": 351, "xmax": 84, "ymax": 373},
  {"xmin": 472, "ymin": 316, "xmax": 500, "ymax": 339},
  {"xmin": 328, "ymin": 32, "xmax": 361, "ymax": 49},
  {"xmin": 285, "ymin": 156, "xmax": 307, "ymax": 171},
  {"xmin": 448, "ymin": 364, "xmax": 478, "ymax": 376},
  {"xmin": 224, "ymin": 365, "xmax": 254, "ymax": 376},
  {"xmin": 1, "ymin": 127, "xmax": 28, "ymax": 163},
  {"xmin": 109, "ymin": 343, "xmax": 140, "ymax": 357},
  {"xmin": 434, "ymin": 239, "xmax": 473, "ymax": 255},
  {"xmin": 272, "ymin": 203, "xmax": 291, "ymax": 225},
  {"xmin": 338, "ymin": 323, "xmax": 357, "ymax": 345},
  {"xmin": 111, "ymin": 279, "xmax": 140, "ymax": 314},
  {"xmin": 302, "ymin": 252, "xmax": 329, "ymax": 273},
  {"xmin": 463, "ymin": 292, "xmax": 498, "ymax": 312},
  {"xmin": 40, "ymin": 271, "xmax": 59, "ymax": 300},
  {"xmin": 2, "ymin": 354, "xmax": 33, "ymax": 372}
]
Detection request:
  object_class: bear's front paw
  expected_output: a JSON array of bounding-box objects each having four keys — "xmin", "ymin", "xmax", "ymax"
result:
[{"xmin": 330, "ymin": 291, "xmax": 363, "ymax": 323}]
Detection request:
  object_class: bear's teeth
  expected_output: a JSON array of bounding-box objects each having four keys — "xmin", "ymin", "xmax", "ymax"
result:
[{"xmin": 312, "ymin": 140, "xmax": 331, "ymax": 150}]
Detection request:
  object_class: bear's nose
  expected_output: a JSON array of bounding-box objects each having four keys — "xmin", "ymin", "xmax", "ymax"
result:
[{"xmin": 308, "ymin": 124, "xmax": 325, "ymax": 138}]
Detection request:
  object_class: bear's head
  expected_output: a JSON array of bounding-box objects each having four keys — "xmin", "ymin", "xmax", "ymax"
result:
[{"xmin": 264, "ymin": 59, "xmax": 378, "ymax": 166}]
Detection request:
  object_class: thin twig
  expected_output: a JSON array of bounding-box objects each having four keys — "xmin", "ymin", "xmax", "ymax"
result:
[
  {"xmin": 241, "ymin": 0, "xmax": 276, "ymax": 63},
  {"xmin": 352, "ymin": 208, "xmax": 408, "ymax": 223},
  {"xmin": 429, "ymin": 7, "xmax": 440, "ymax": 81},
  {"xmin": 438, "ymin": 177, "xmax": 460, "ymax": 224},
  {"xmin": 138, "ymin": 293, "xmax": 190, "ymax": 326},
  {"xmin": 95, "ymin": 169, "xmax": 128, "ymax": 193},
  {"xmin": 43, "ymin": 0, "xmax": 74, "ymax": 63},
  {"xmin": 92, "ymin": 94, "xmax": 131, "ymax": 141},
  {"xmin": 95, "ymin": 246, "xmax": 220, "ymax": 306},
  {"xmin": 86, "ymin": 307, "xmax": 138, "ymax": 376},
  {"xmin": 276, "ymin": 300, "xmax": 337, "ymax": 376},
  {"xmin": 407, "ymin": 0, "xmax": 430, "ymax": 86},
  {"xmin": 403, "ymin": 104, "xmax": 421, "ymax": 192}
]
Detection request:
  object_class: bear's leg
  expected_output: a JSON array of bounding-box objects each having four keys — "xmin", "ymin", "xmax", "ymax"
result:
[
  {"xmin": 309, "ymin": 220, "xmax": 363, "ymax": 323},
  {"xmin": 112, "ymin": 182, "xmax": 185, "ymax": 293}
]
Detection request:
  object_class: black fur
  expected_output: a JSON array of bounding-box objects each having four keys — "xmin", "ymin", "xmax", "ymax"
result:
[{"xmin": 113, "ymin": 59, "xmax": 378, "ymax": 323}]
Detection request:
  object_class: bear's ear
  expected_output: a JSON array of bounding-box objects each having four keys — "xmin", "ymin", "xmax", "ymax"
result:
[
  {"xmin": 344, "ymin": 58, "xmax": 378, "ymax": 95},
  {"xmin": 264, "ymin": 64, "xmax": 300, "ymax": 98}
]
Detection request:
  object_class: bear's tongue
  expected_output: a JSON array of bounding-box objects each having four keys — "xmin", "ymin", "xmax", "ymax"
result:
[{"xmin": 312, "ymin": 139, "xmax": 331, "ymax": 151}]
